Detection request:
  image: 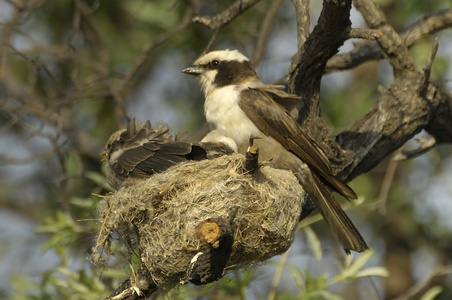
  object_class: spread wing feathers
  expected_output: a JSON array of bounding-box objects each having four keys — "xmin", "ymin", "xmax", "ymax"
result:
[
  {"xmin": 114, "ymin": 119, "xmax": 174, "ymax": 152},
  {"xmin": 238, "ymin": 88, "xmax": 356, "ymax": 200},
  {"xmin": 110, "ymin": 118, "xmax": 207, "ymax": 178},
  {"xmin": 113, "ymin": 141, "xmax": 194, "ymax": 177},
  {"xmin": 312, "ymin": 175, "xmax": 368, "ymax": 253}
]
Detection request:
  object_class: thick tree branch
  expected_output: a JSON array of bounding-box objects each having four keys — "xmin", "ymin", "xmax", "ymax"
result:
[
  {"xmin": 288, "ymin": 0, "xmax": 352, "ymax": 122},
  {"xmin": 285, "ymin": 0, "xmax": 357, "ymax": 173},
  {"xmin": 334, "ymin": 0, "xmax": 452, "ymax": 180}
]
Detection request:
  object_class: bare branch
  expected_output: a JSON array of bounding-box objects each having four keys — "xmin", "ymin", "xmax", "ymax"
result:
[
  {"xmin": 327, "ymin": 9, "xmax": 452, "ymax": 72},
  {"xmin": 419, "ymin": 37, "xmax": 440, "ymax": 95},
  {"xmin": 119, "ymin": 3, "xmax": 198, "ymax": 97},
  {"xmin": 330, "ymin": 0, "xmax": 452, "ymax": 180},
  {"xmin": 393, "ymin": 265, "xmax": 452, "ymax": 300},
  {"xmin": 392, "ymin": 136, "xmax": 437, "ymax": 161},
  {"xmin": 375, "ymin": 154, "xmax": 399, "ymax": 215},
  {"xmin": 404, "ymin": 9, "xmax": 452, "ymax": 47},
  {"xmin": 348, "ymin": 28, "xmax": 382, "ymax": 41},
  {"xmin": 201, "ymin": 30, "xmax": 220, "ymax": 55},
  {"xmin": 252, "ymin": 0, "xmax": 285, "ymax": 65},
  {"xmin": 289, "ymin": 0, "xmax": 352, "ymax": 120},
  {"xmin": 354, "ymin": 0, "xmax": 416, "ymax": 78},
  {"xmin": 193, "ymin": 0, "xmax": 261, "ymax": 30},
  {"xmin": 290, "ymin": 0, "xmax": 310, "ymax": 51}
]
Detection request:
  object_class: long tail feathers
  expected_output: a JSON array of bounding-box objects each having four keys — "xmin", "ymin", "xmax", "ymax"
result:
[{"xmin": 311, "ymin": 175, "xmax": 368, "ymax": 254}]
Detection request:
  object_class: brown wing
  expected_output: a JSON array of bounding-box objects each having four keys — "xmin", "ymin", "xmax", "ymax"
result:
[
  {"xmin": 239, "ymin": 88, "xmax": 367, "ymax": 253},
  {"xmin": 109, "ymin": 119, "xmax": 207, "ymax": 179},
  {"xmin": 239, "ymin": 88, "xmax": 356, "ymax": 200},
  {"xmin": 112, "ymin": 141, "xmax": 196, "ymax": 178},
  {"xmin": 261, "ymin": 85, "xmax": 301, "ymax": 113}
]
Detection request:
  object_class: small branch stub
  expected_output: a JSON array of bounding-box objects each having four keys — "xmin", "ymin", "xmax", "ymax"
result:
[
  {"xmin": 185, "ymin": 218, "xmax": 234, "ymax": 285},
  {"xmin": 244, "ymin": 135, "xmax": 261, "ymax": 173}
]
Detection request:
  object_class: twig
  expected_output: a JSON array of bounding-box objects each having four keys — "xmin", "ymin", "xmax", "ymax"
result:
[
  {"xmin": 327, "ymin": 9, "xmax": 452, "ymax": 72},
  {"xmin": 419, "ymin": 37, "xmax": 440, "ymax": 95},
  {"xmin": 267, "ymin": 250, "xmax": 290, "ymax": 300},
  {"xmin": 392, "ymin": 136, "xmax": 436, "ymax": 161},
  {"xmin": 289, "ymin": 0, "xmax": 352, "ymax": 119},
  {"xmin": 374, "ymin": 152, "xmax": 399, "ymax": 215},
  {"xmin": 201, "ymin": 30, "xmax": 220, "ymax": 55},
  {"xmin": 243, "ymin": 136, "xmax": 260, "ymax": 173},
  {"xmin": 252, "ymin": 0, "xmax": 285, "ymax": 65},
  {"xmin": 119, "ymin": 4, "xmax": 197, "ymax": 95},
  {"xmin": 351, "ymin": 0, "xmax": 417, "ymax": 77},
  {"xmin": 192, "ymin": 0, "xmax": 261, "ymax": 30},
  {"xmin": 349, "ymin": 28, "xmax": 382, "ymax": 41},
  {"xmin": 290, "ymin": 0, "xmax": 310, "ymax": 52},
  {"xmin": 403, "ymin": 9, "xmax": 452, "ymax": 47},
  {"xmin": 393, "ymin": 265, "xmax": 452, "ymax": 300}
]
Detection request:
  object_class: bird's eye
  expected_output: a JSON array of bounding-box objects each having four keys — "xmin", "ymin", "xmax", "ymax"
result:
[{"xmin": 211, "ymin": 60, "xmax": 220, "ymax": 67}]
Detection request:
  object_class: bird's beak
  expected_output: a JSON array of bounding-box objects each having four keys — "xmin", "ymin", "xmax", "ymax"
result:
[
  {"xmin": 182, "ymin": 65, "xmax": 203, "ymax": 76},
  {"xmin": 100, "ymin": 151, "xmax": 108, "ymax": 162}
]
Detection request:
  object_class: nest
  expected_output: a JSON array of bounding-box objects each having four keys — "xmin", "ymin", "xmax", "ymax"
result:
[{"xmin": 92, "ymin": 153, "xmax": 304, "ymax": 292}]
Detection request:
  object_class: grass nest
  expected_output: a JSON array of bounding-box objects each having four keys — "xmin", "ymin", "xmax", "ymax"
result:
[{"xmin": 91, "ymin": 153, "xmax": 304, "ymax": 293}]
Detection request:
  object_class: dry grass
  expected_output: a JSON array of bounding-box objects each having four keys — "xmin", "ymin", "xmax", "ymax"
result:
[{"xmin": 91, "ymin": 154, "xmax": 304, "ymax": 290}]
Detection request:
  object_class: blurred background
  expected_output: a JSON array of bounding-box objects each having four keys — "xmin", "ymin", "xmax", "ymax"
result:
[{"xmin": 1, "ymin": 0, "xmax": 451, "ymax": 299}]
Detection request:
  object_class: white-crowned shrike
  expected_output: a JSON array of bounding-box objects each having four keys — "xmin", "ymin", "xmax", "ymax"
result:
[{"xmin": 182, "ymin": 49, "xmax": 367, "ymax": 253}]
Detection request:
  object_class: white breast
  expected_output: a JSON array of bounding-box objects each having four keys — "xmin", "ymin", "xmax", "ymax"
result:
[{"xmin": 204, "ymin": 85, "xmax": 261, "ymax": 145}]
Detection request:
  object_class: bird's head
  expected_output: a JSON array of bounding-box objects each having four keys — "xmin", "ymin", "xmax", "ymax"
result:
[
  {"xmin": 182, "ymin": 49, "xmax": 258, "ymax": 95},
  {"xmin": 101, "ymin": 118, "xmax": 159, "ymax": 163},
  {"xmin": 102, "ymin": 129, "xmax": 126, "ymax": 163}
]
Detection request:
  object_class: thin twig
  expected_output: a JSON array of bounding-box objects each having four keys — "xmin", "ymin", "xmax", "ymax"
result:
[
  {"xmin": 327, "ymin": 9, "xmax": 452, "ymax": 72},
  {"xmin": 392, "ymin": 136, "xmax": 437, "ymax": 161},
  {"xmin": 201, "ymin": 30, "xmax": 220, "ymax": 55},
  {"xmin": 348, "ymin": 0, "xmax": 417, "ymax": 77},
  {"xmin": 119, "ymin": 4, "xmax": 197, "ymax": 95},
  {"xmin": 267, "ymin": 250, "xmax": 290, "ymax": 300},
  {"xmin": 252, "ymin": 0, "xmax": 285, "ymax": 65},
  {"xmin": 374, "ymin": 153, "xmax": 399, "ymax": 215},
  {"xmin": 290, "ymin": 0, "xmax": 310, "ymax": 52},
  {"xmin": 193, "ymin": 0, "xmax": 261, "ymax": 30},
  {"xmin": 393, "ymin": 265, "xmax": 452, "ymax": 300},
  {"xmin": 420, "ymin": 37, "xmax": 440, "ymax": 95}
]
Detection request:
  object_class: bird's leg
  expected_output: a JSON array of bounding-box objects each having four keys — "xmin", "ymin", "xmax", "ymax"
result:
[{"xmin": 244, "ymin": 135, "xmax": 261, "ymax": 173}]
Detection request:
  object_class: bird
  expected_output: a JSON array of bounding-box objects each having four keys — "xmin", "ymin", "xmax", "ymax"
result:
[
  {"xmin": 102, "ymin": 118, "xmax": 234, "ymax": 190},
  {"xmin": 182, "ymin": 49, "xmax": 368, "ymax": 253}
]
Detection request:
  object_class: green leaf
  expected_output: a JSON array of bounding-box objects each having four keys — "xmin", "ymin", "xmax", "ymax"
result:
[
  {"xmin": 355, "ymin": 267, "xmax": 389, "ymax": 278},
  {"xmin": 85, "ymin": 170, "xmax": 114, "ymax": 191},
  {"xmin": 317, "ymin": 290, "xmax": 345, "ymax": 300},
  {"xmin": 65, "ymin": 151, "xmax": 83, "ymax": 178},
  {"xmin": 420, "ymin": 286, "xmax": 443, "ymax": 300},
  {"xmin": 343, "ymin": 250, "xmax": 374, "ymax": 277},
  {"xmin": 304, "ymin": 226, "xmax": 323, "ymax": 261},
  {"xmin": 332, "ymin": 250, "xmax": 377, "ymax": 283}
]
